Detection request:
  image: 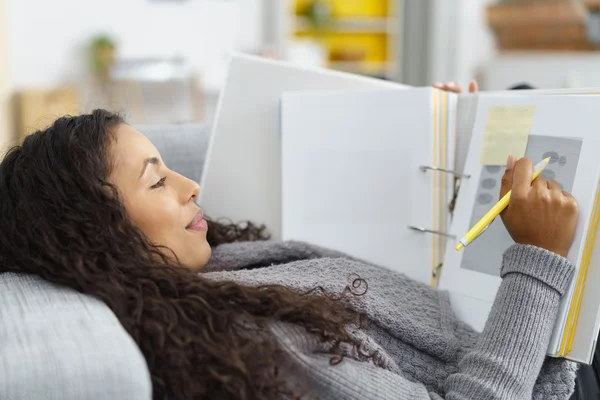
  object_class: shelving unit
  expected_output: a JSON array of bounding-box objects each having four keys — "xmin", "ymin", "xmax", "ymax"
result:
[
  {"xmin": 294, "ymin": 16, "xmax": 397, "ymax": 33},
  {"xmin": 279, "ymin": 0, "xmax": 403, "ymax": 81}
]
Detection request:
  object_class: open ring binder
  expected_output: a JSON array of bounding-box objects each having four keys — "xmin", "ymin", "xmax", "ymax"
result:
[
  {"xmin": 407, "ymin": 225, "xmax": 456, "ymax": 238},
  {"xmin": 432, "ymin": 263, "xmax": 443, "ymax": 278},
  {"xmin": 420, "ymin": 165, "xmax": 471, "ymax": 179}
]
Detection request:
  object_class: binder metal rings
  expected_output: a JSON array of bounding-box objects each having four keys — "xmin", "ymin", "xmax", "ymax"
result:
[
  {"xmin": 407, "ymin": 225, "xmax": 456, "ymax": 238},
  {"xmin": 419, "ymin": 165, "xmax": 471, "ymax": 179}
]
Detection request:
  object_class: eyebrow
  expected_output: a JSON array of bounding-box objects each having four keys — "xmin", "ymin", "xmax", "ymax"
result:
[{"xmin": 139, "ymin": 157, "xmax": 160, "ymax": 178}]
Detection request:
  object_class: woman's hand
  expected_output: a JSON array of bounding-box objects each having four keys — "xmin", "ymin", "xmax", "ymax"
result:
[
  {"xmin": 500, "ymin": 155, "xmax": 578, "ymax": 257},
  {"xmin": 433, "ymin": 80, "xmax": 479, "ymax": 93}
]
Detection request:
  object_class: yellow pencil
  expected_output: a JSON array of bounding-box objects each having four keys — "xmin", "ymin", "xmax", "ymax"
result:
[{"xmin": 456, "ymin": 157, "xmax": 551, "ymax": 251}]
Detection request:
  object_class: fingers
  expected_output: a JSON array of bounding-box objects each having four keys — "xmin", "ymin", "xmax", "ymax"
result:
[
  {"xmin": 547, "ymin": 179, "xmax": 562, "ymax": 193},
  {"xmin": 563, "ymin": 193, "xmax": 579, "ymax": 216},
  {"xmin": 432, "ymin": 80, "xmax": 479, "ymax": 93},
  {"xmin": 433, "ymin": 82, "xmax": 462, "ymax": 93},
  {"xmin": 507, "ymin": 154, "xmax": 517, "ymax": 171},
  {"xmin": 534, "ymin": 177, "xmax": 575, "ymax": 208},
  {"xmin": 469, "ymin": 80, "xmax": 479, "ymax": 93},
  {"xmin": 533, "ymin": 174, "xmax": 547, "ymax": 190},
  {"xmin": 547, "ymin": 180, "xmax": 576, "ymax": 204},
  {"xmin": 500, "ymin": 154, "xmax": 517, "ymax": 198},
  {"xmin": 511, "ymin": 157, "xmax": 533, "ymax": 198}
]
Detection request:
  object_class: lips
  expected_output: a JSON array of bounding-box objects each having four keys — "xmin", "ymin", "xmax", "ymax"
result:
[{"xmin": 186, "ymin": 209, "xmax": 208, "ymax": 231}]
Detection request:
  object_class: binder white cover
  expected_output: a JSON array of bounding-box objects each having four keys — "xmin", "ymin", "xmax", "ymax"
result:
[{"xmin": 199, "ymin": 54, "xmax": 408, "ymax": 240}]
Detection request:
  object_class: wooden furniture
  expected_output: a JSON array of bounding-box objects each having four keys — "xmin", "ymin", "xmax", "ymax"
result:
[
  {"xmin": 15, "ymin": 88, "xmax": 80, "ymax": 142},
  {"xmin": 487, "ymin": 0, "xmax": 597, "ymax": 51}
]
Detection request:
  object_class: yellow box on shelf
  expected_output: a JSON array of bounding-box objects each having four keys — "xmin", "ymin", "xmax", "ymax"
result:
[
  {"xmin": 295, "ymin": 0, "xmax": 389, "ymax": 18},
  {"xmin": 295, "ymin": 16, "xmax": 392, "ymax": 33},
  {"xmin": 294, "ymin": 32, "xmax": 388, "ymax": 63},
  {"xmin": 329, "ymin": 61, "xmax": 393, "ymax": 77}
]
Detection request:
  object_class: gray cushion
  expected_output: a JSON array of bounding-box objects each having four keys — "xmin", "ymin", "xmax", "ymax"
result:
[
  {"xmin": 0, "ymin": 273, "xmax": 152, "ymax": 400},
  {"xmin": 136, "ymin": 123, "xmax": 211, "ymax": 184}
]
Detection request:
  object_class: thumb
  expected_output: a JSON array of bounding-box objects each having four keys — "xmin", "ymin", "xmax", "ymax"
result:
[{"xmin": 500, "ymin": 154, "xmax": 517, "ymax": 199}]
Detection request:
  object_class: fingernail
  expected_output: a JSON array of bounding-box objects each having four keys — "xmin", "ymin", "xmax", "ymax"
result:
[{"xmin": 506, "ymin": 154, "xmax": 513, "ymax": 168}]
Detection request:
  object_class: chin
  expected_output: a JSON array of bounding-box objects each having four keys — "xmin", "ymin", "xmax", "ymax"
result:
[{"xmin": 188, "ymin": 242, "xmax": 212, "ymax": 271}]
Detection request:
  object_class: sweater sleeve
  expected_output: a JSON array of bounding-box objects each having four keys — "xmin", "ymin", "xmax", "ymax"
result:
[{"xmin": 444, "ymin": 244, "xmax": 575, "ymax": 399}]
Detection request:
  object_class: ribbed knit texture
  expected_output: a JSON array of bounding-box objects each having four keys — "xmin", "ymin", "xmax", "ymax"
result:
[{"xmin": 205, "ymin": 241, "xmax": 578, "ymax": 399}]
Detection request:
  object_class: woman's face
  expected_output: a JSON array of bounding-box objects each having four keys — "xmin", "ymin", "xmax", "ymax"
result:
[{"xmin": 109, "ymin": 124, "xmax": 211, "ymax": 270}]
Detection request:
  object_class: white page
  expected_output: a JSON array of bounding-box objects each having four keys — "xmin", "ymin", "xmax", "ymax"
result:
[
  {"xmin": 440, "ymin": 95, "xmax": 600, "ymax": 362},
  {"xmin": 570, "ymin": 188, "xmax": 600, "ymax": 363},
  {"xmin": 455, "ymin": 96, "xmax": 478, "ymax": 177},
  {"xmin": 281, "ymin": 88, "xmax": 454, "ymax": 285},
  {"xmin": 199, "ymin": 53, "xmax": 408, "ymax": 240}
]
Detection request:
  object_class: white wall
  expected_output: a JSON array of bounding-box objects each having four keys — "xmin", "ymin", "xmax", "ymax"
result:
[
  {"xmin": 483, "ymin": 52, "xmax": 600, "ymax": 90},
  {"xmin": 428, "ymin": 0, "xmax": 496, "ymax": 89},
  {"xmin": 427, "ymin": 0, "xmax": 459, "ymax": 84},
  {"xmin": 454, "ymin": 0, "xmax": 497, "ymax": 88},
  {"xmin": 0, "ymin": 0, "xmax": 12, "ymax": 151},
  {"xmin": 6, "ymin": 0, "xmax": 265, "ymax": 91}
]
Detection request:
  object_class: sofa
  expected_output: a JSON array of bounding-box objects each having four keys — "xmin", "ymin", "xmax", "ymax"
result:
[{"xmin": 0, "ymin": 123, "xmax": 211, "ymax": 400}]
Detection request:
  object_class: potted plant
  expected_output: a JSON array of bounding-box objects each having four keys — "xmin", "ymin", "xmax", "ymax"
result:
[
  {"xmin": 304, "ymin": 0, "xmax": 333, "ymax": 30},
  {"xmin": 90, "ymin": 35, "xmax": 117, "ymax": 77}
]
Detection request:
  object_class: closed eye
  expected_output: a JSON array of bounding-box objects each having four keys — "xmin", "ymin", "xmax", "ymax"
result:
[{"xmin": 150, "ymin": 177, "xmax": 166, "ymax": 189}]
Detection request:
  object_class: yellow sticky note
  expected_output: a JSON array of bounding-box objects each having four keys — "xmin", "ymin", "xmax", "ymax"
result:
[{"xmin": 480, "ymin": 106, "xmax": 535, "ymax": 165}]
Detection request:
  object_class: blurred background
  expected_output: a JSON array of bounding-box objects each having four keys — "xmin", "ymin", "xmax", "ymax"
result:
[{"xmin": 1, "ymin": 0, "xmax": 600, "ymax": 152}]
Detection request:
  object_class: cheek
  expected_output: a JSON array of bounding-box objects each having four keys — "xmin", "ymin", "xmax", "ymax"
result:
[{"xmin": 126, "ymin": 194, "xmax": 181, "ymax": 241}]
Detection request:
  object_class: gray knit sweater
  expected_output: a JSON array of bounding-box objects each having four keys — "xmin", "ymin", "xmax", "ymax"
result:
[{"xmin": 204, "ymin": 241, "xmax": 578, "ymax": 399}]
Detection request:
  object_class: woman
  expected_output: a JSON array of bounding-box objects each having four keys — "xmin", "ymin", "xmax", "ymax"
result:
[{"xmin": 0, "ymin": 110, "xmax": 579, "ymax": 399}]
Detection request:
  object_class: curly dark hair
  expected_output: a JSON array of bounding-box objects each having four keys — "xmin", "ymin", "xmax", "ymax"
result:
[
  {"xmin": 205, "ymin": 216, "xmax": 271, "ymax": 246},
  {"xmin": 0, "ymin": 110, "xmax": 370, "ymax": 400}
]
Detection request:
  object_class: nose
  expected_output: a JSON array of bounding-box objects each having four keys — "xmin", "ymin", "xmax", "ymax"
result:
[
  {"xmin": 173, "ymin": 170, "xmax": 201, "ymax": 204},
  {"xmin": 189, "ymin": 181, "xmax": 200, "ymax": 203}
]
